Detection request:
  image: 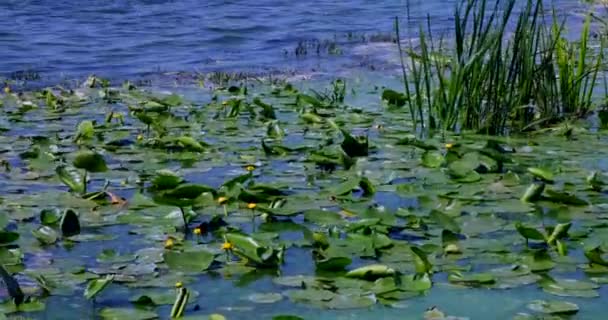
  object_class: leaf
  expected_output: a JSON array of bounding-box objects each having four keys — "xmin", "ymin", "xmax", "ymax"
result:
[
  {"xmin": 248, "ymin": 292, "xmax": 283, "ymax": 304},
  {"xmin": 56, "ymin": 165, "xmax": 85, "ymax": 193},
  {"xmin": 429, "ymin": 210, "xmax": 460, "ymax": 233},
  {"xmin": 225, "ymin": 233, "xmax": 283, "ymax": 267},
  {"xmin": 84, "ymin": 275, "xmax": 114, "ymax": 300},
  {"xmin": 272, "ymin": 316, "xmax": 305, "ymax": 320},
  {"xmin": 448, "ymin": 272, "xmax": 495, "ymax": 286},
  {"xmin": 74, "ymin": 120, "xmax": 95, "ymax": 142},
  {"xmin": 303, "ymin": 209, "xmax": 343, "ymax": 225},
  {"xmin": 584, "ymin": 246, "xmax": 608, "ymax": 267},
  {"xmin": 31, "ymin": 226, "xmax": 58, "ymax": 245},
  {"xmin": 0, "ymin": 265, "xmax": 24, "ymax": 306},
  {"xmin": 340, "ymin": 129, "xmax": 368, "ymax": 157},
  {"xmin": 515, "ymin": 222, "xmax": 546, "ymax": 242},
  {"xmin": 545, "ymin": 222, "xmax": 571, "ymax": 245},
  {"xmin": 150, "ymin": 170, "xmax": 183, "ymax": 191},
  {"xmin": 381, "ymin": 89, "xmax": 407, "ymax": 107},
  {"xmin": 60, "ymin": 209, "xmax": 80, "ymax": 237},
  {"xmin": 315, "ymin": 256, "xmax": 352, "ymax": 271},
  {"xmin": 411, "ymin": 246, "xmax": 432, "ymax": 275},
  {"xmin": 527, "ymin": 167, "xmax": 554, "ymax": 183},
  {"xmin": 73, "ymin": 151, "xmax": 108, "ymax": 173},
  {"xmin": 527, "ymin": 300, "xmax": 578, "ymax": 315},
  {"xmin": 175, "ymin": 136, "xmax": 206, "ymax": 152},
  {"xmin": 345, "ymin": 264, "xmax": 396, "ymax": 280},
  {"xmin": 521, "ymin": 183, "xmax": 545, "ymax": 203},
  {"xmin": 99, "ymin": 308, "xmax": 158, "ymax": 320},
  {"xmin": 421, "ymin": 151, "xmax": 444, "ymax": 168},
  {"xmin": 163, "ymin": 249, "xmax": 215, "ymax": 272},
  {"xmin": 544, "ymin": 188, "xmax": 588, "ymax": 206},
  {"xmin": 40, "ymin": 208, "xmax": 62, "ymax": 225},
  {"xmin": 170, "ymin": 287, "xmax": 190, "ymax": 318},
  {"xmin": 0, "ymin": 232, "xmax": 19, "ymax": 245}
]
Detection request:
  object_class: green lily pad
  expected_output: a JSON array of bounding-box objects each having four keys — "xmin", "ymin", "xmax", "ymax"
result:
[
  {"xmin": 99, "ymin": 307, "xmax": 158, "ymax": 320},
  {"xmin": 163, "ymin": 249, "xmax": 216, "ymax": 272},
  {"xmin": 345, "ymin": 264, "xmax": 395, "ymax": 280},
  {"xmin": 73, "ymin": 151, "xmax": 108, "ymax": 173},
  {"xmin": 32, "ymin": 225, "xmax": 58, "ymax": 245},
  {"xmin": 527, "ymin": 300, "xmax": 578, "ymax": 315},
  {"xmin": 247, "ymin": 292, "xmax": 283, "ymax": 304},
  {"xmin": 303, "ymin": 209, "xmax": 343, "ymax": 225},
  {"xmin": 84, "ymin": 275, "xmax": 114, "ymax": 300}
]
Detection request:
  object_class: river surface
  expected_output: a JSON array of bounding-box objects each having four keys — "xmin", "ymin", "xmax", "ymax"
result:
[{"xmin": 0, "ymin": 0, "xmax": 591, "ymax": 83}]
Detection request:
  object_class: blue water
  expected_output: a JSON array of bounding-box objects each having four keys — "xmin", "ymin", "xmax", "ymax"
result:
[{"xmin": 0, "ymin": 0, "xmax": 588, "ymax": 83}]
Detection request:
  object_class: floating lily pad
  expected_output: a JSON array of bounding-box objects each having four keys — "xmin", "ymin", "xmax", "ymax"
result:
[
  {"xmin": 163, "ymin": 249, "xmax": 215, "ymax": 272},
  {"xmin": 527, "ymin": 300, "xmax": 579, "ymax": 315},
  {"xmin": 99, "ymin": 307, "xmax": 158, "ymax": 320}
]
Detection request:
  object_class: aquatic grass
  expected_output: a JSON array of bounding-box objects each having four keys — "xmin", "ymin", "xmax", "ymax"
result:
[{"xmin": 395, "ymin": 0, "xmax": 605, "ymax": 135}]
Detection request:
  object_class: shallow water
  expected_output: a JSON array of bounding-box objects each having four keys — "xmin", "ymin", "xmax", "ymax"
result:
[
  {"xmin": 0, "ymin": 0, "xmax": 591, "ymax": 83},
  {"xmin": 2, "ymin": 1, "xmax": 608, "ymax": 320}
]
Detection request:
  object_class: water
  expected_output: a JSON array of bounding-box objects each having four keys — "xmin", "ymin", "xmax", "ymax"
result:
[
  {"xmin": 2, "ymin": 1, "xmax": 607, "ymax": 319},
  {"xmin": 0, "ymin": 0, "xmax": 590, "ymax": 83}
]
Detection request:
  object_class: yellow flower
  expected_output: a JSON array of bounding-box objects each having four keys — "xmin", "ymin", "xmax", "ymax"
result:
[
  {"xmin": 245, "ymin": 165, "xmax": 255, "ymax": 172},
  {"xmin": 175, "ymin": 281, "xmax": 183, "ymax": 288},
  {"xmin": 193, "ymin": 227, "xmax": 202, "ymax": 235},
  {"xmin": 3, "ymin": 86, "xmax": 10, "ymax": 94},
  {"xmin": 445, "ymin": 143, "xmax": 454, "ymax": 149},
  {"xmin": 164, "ymin": 238, "xmax": 175, "ymax": 249},
  {"xmin": 218, "ymin": 196, "xmax": 228, "ymax": 205},
  {"xmin": 136, "ymin": 134, "xmax": 144, "ymax": 141},
  {"xmin": 222, "ymin": 241, "xmax": 233, "ymax": 250},
  {"xmin": 247, "ymin": 203, "xmax": 257, "ymax": 210}
]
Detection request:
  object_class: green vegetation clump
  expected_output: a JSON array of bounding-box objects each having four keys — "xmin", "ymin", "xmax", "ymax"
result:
[{"xmin": 393, "ymin": 0, "xmax": 605, "ymax": 135}]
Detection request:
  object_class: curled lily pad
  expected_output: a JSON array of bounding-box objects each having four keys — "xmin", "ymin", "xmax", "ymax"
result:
[
  {"xmin": 345, "ymin": 264, "xmax": 395, "ymax": 280},
  {"xmin": 56, "ymin": 165, "xmax": 84, "ymax": 193},
  {"xmin": 85, "ymin": 275, "xmax": 114, "ymax": 300},
  {"xmin": 40, "ymin": 208, "xmax": 62, "ymax": 225},
  {"xmin": 225, "ymin": 233, "xmax": 284, "ymax": 268},
  {"xmin": 32, "ymin": 225, "xmax": 58, "ymax": 245},
  {"xmin": 0, "ymin": 232, "xmax": 19, "ymax": 245},
  {"xmin": 315, "ymin": 256, "xmax": 352, "ymax": 271},
  {"xmin": 0, "ymin": 265, "xmax": 24, "ymax": 306},
  {"xmin": 60, "ymin": 209, "xmax": 80, "ymax": 237},
  {"xmin": 521, "ymin": 183, "xmax": 545, "ymax": 203},
  {"xmin": 73, "ymin": 151, "xmax": 108, "ymax": 173},
  {"xmin": 527, "ymin": 167, "xmax": 554, "ymax": 183},
  {"xmin": 448, "ymin": 272, "xmax": 495, "ymax": 286}
]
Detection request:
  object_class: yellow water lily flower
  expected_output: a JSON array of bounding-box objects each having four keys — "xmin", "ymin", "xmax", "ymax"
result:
[
  {"xmin": 222, "ymin": 241, "xmax": 233, "ymax": 250},
  {"xmin": 175, "ymin": 281, "xmax": 183, "ymax": 288},
  {"xmin": 3, "ymin": 86, "xmax": 10, "ymax": 94},
  {"xmin": 136, "ymin": 134, "xmax": 144, "ymax": 141},
  {"xmin": 193, "ymin": 227, "xmax": 202, "ymax": 235},
  {"xmin": 247, "ymin": 203, "xmax": 257, "ymax": 210},
  {"xmin": 445, "ymin": 143, "xmax": 454, "ymax": 149},
  {"xmin": 245, "ymin": 165, "xmax": 256, "ymax": 172},
  {"xmin": 164, "ymin": 238, "xmax": 175, "ymax": 249},
  {"xmin": 218, "ymin": 196, "xmax": 228, "ymax": 205}
]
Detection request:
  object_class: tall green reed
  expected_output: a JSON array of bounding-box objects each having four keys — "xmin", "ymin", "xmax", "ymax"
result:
[{"xmin": 395, "ymin": 0, "xmax": 604, "ymax": 136}]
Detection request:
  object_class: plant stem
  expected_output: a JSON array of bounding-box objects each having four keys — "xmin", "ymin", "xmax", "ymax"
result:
[
  {"xmin": 179, "ymin": 207, "xmax": 188, "ymax": 232},
  {"xmin": 223, "ymin": 204, "xmax": 228, "ymax": 217},
  {"xmin": 83, "ymin": 170, "xmax": 88, "ymax": 195}
]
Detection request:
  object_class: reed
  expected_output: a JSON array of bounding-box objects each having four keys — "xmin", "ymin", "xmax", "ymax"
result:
[{"xmin": 396, "ymin": 0, "xmax": 605, "ymax": 135}]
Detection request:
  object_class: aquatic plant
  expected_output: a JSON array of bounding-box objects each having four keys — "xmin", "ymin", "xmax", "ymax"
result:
[{"xmin": 393, "ymin": 0, "xmax": 605, "ymax": 135}]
